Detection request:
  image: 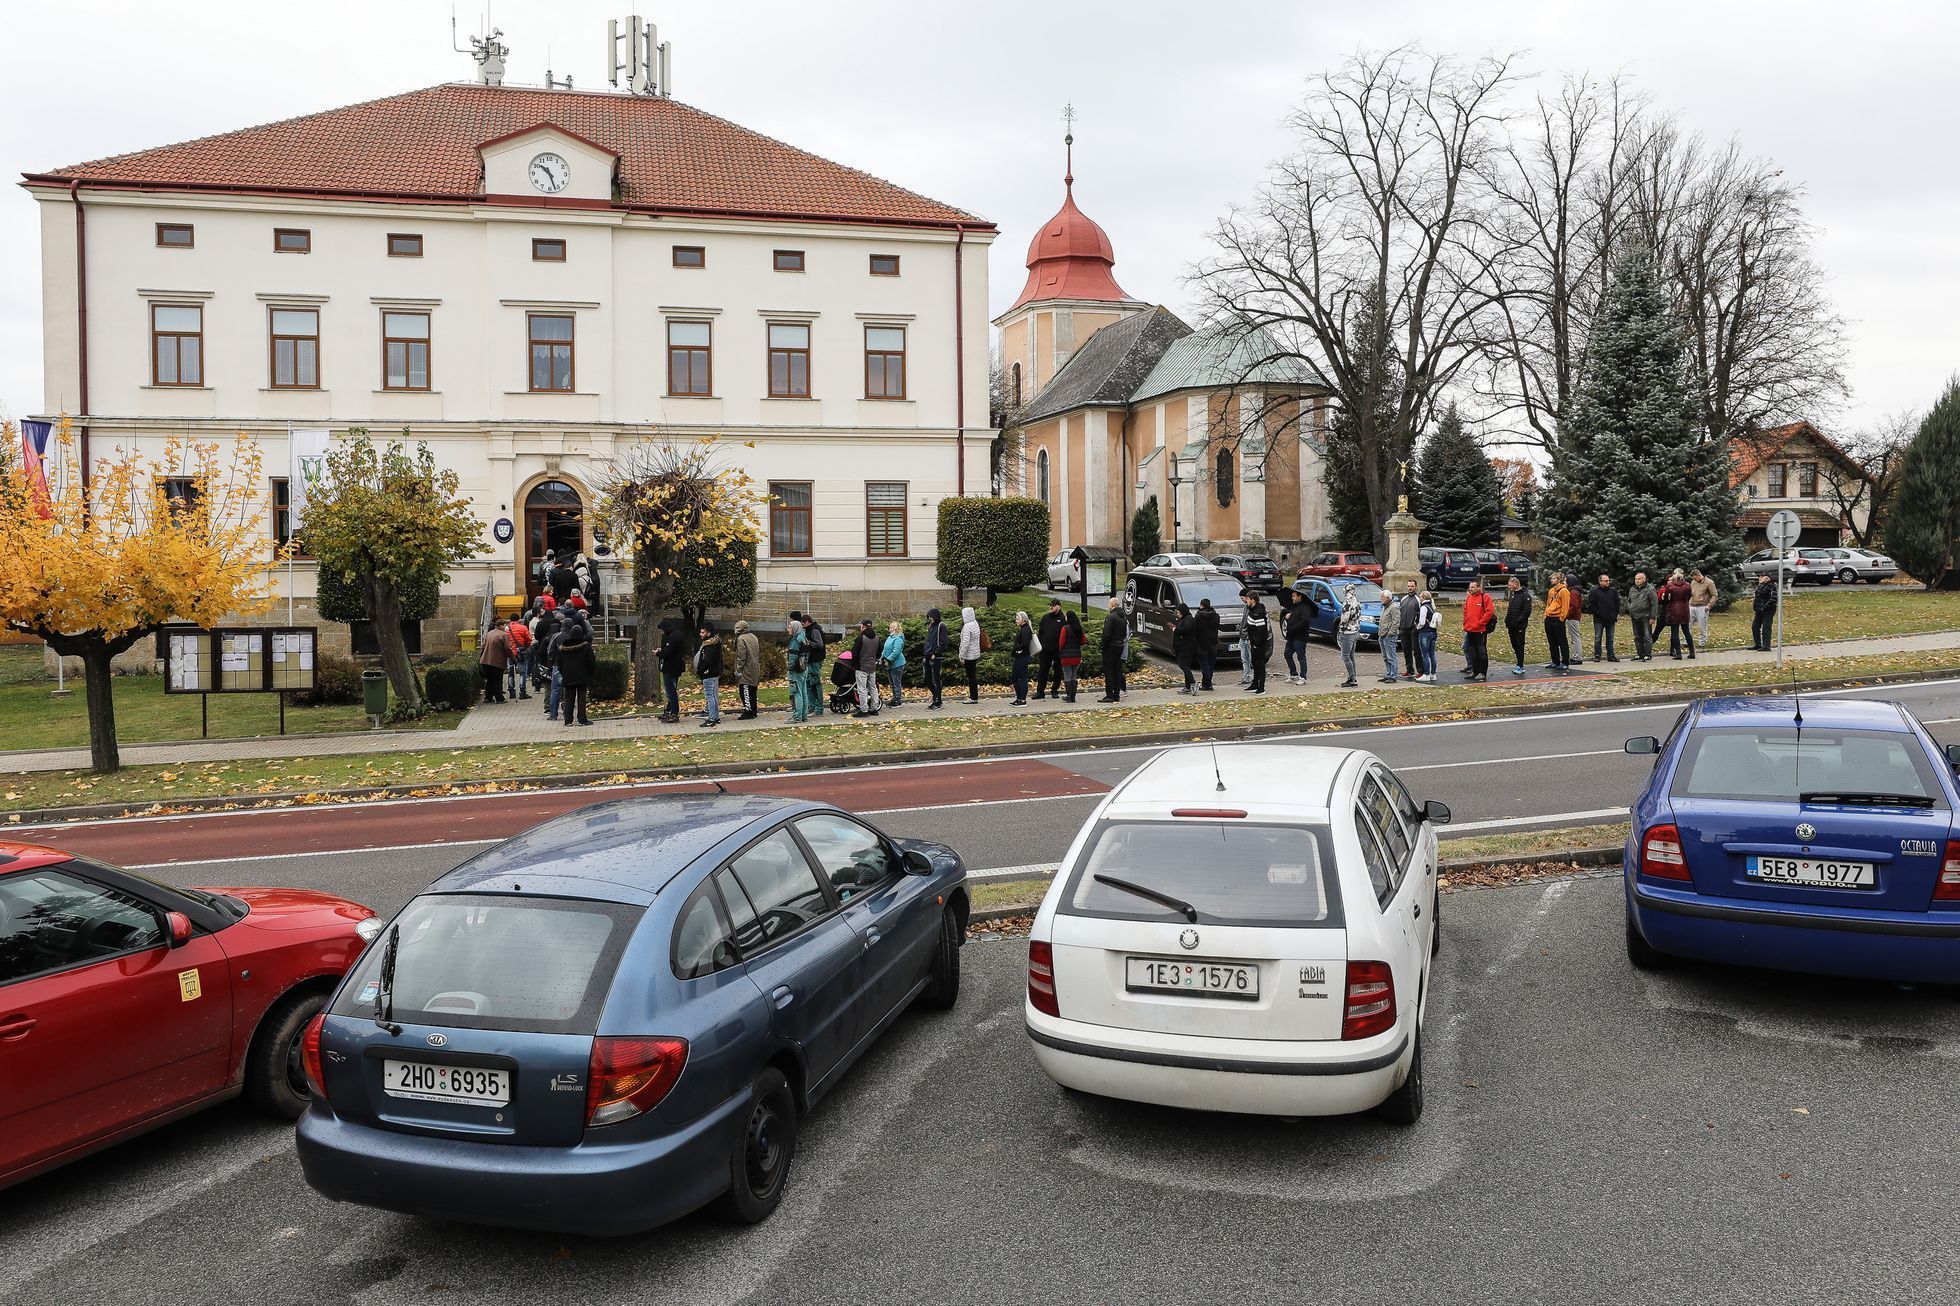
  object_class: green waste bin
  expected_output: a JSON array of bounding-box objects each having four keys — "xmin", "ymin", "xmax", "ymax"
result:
[{"xmin": 361, "ymin": 670, "xmax": 389, "ymax": 718}]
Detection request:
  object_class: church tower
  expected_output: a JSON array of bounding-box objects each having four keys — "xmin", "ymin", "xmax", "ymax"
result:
[{"xmin": 993, "ymin": 110, "xmax": 1148, "ymax": 414}]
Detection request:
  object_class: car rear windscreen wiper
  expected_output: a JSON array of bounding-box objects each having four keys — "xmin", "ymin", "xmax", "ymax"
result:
[
  {"xmin": 373, "ymin": 923, "xmax": 403, "ymax": 1036},
  {"xmin": 1093, "ymin": 873, "xmax": 1199, "ymax": 922},
  {"xmin": 1799, "ymin": 791, "xmax": 1938, "ymax": 808}
]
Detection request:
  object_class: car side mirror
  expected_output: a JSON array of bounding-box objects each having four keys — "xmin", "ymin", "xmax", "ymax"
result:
[
  {"xmin": 1625, "ymin": 736, "xmax": 1660, "ymax": 755},
  {"xmin": 1423, "ymin": 800, "xmax": 1451, "ymax": 825},
  {"xmin": 166, "ymin": 911, "xmax": 193, "ymax": 948},
  {"xmin": 1946, "ymin": 743, "xmax": 1960, "ymax": 769},
  {"xmin": 902, "ymin": 848, "xmax": 935, "ymax": 876}
]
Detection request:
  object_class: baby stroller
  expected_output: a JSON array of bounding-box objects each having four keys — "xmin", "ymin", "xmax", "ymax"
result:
[{"xmin": 827, "ymin": 650, "xmax": 861, "ymax": 715}]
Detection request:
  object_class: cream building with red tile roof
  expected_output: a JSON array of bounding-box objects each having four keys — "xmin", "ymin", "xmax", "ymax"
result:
[{"xmin": 24, "ymin": 82, "xmax": 994, "ymax": 644}]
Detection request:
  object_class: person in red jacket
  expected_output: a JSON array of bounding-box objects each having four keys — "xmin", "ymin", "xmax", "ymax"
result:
[
  {"xmin": 1658, "ymin": 567, "xmax": 1696, "ymax": 659},
  {"xmin": 1460, "ymin": 579, "xmax": 1497, "ymax": 681}
]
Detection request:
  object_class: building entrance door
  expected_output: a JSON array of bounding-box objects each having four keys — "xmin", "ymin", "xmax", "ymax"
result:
[{"xmin": 524, "ymin": 480, "xmax": 585, "ymax": 599}]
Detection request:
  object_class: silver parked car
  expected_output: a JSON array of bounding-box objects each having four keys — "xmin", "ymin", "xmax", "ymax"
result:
[
  {"xmin": 1741, "ymin": 547, "xmax": 1837, "ymax": 585},
  {"xmin": 1047, "ymin": 549, "xmax": 1081, "ymax": 588},
  {"xmin": 1824, "ymin": 547, "xmax": 1897, "ymax": 584}
]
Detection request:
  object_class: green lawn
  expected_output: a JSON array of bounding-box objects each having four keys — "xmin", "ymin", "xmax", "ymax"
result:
[
  {"xmin": 0, "ymin": 666, "xmax": 460, "ymax": 751},
  {"xmin": 3, "ymin": 644, "xmax": 1952, "ymax": 818}
]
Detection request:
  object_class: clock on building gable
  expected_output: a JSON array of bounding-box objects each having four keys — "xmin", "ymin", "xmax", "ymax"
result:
[
  {"xmin": 528, "ymin": 152, "xmax": 570, "ymax": 194},
  {"xmin": 477, "ymin": 125, "xmax": 617, "ymax": 202}
]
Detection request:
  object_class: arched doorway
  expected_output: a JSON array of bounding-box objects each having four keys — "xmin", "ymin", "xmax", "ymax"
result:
[{"xmin": 524, "ymin": 480, "xmax": 585, "ymax": 598}]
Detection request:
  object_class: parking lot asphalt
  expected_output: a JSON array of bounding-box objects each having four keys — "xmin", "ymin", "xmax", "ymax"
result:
[{"xmin": 4, "ymin": 873, "xmax": 1957, "ymax": 1305}]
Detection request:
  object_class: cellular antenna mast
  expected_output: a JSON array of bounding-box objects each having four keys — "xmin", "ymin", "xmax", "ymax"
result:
[
  {"xmin": 451, "ymin": 8, "xmax": 509, "ymax": 86},
  {"xmin": 608, "ymin": 15, "xmax": 673, "ymax": 97}
]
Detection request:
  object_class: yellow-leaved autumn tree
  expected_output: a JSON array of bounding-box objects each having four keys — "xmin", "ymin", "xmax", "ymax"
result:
[
  {"xmin": 0, "ymin": 417, "xmax": 278, "ymax": 772},
  {"xmin": 598, "ymin": 437, "xmax": 765, "ymax": 703}
]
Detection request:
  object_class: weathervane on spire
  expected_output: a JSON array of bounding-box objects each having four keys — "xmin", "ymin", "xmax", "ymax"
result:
[{"xmin": 1062, "ymin": 103, "xmax": 1076, "ymax": 190}]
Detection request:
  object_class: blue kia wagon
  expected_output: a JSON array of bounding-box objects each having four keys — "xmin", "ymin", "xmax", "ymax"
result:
[
  {"xmin": 1622, "ymin": 696, "xmax": 1960, "ymax": 983},
  {"xmin": 296, "ymin": 794, "xmax": 967, "ymax": 1235}
]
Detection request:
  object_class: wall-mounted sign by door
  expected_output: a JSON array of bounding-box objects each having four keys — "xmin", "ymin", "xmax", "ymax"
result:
[{"xmin": 493, "ymin": 517, "xmax": 515, "ymax": 544}]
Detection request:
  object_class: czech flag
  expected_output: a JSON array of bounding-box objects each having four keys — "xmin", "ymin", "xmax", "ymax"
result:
[{"xmin": 20, "ymin": 420, "xmax": 54, "ymax": 518}]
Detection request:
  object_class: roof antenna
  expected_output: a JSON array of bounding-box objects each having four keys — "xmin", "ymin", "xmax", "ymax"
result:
[
  {"xmin": 1210, "ymin": 742, "xmax": 1226, "ymax": 792},
  {"xmin": 711, "ymin": 779, "xmax": 728, "ymax": 794}
]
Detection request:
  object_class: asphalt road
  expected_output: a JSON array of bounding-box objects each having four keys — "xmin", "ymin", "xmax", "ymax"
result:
[
  {"xmin": 17, "ymin": 677, "xmax": 1959, "ymax": 889},
  {"xmin": 5, "ymin": 874, "xmax": 1957, "ymax": 1305}
]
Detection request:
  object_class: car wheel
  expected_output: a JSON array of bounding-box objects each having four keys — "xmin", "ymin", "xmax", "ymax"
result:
[
  {"xmin": 1375, "ymin": 1028, "xmax": 1423, "ymax": 1126},
  {"xmin": 713, "ymin": 1068, "xmax": 798, "ymax": 1223},
  {"xmin": 1625, "ymin": 915, "xmax": 1671, "ymax": 971},
  {"xmin": 1839, "ymin": 568, "xmax": 1857, "ymax": 584},
  {"xmin": 244, "ymin": 988, "xmax": 328, "ymax": 1120},
  {"xmin": 919, "ymin": 907, "xmax": 961, "ymax": 1010}
]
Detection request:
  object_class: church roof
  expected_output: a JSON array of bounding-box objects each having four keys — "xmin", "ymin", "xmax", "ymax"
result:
[
  {"xmin": 26, "ymin": 83, "xmax": 990, "ymax": 230},
  {"xmin": 1008, "ymin": 173, "xmax": 1132, "ymax": 309},
  {"xmin": 1132, "ymin": 323, "xmax": 1324, "ymax": 402},
  {"xmin": 1018, "ymin": 308, "xmax": 1191, "ymax": 424}
]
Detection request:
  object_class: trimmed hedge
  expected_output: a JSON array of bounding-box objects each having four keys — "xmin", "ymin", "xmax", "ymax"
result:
[
  {"xmin": 423, "ymin": 652, "xmax": 481, "ymax": 712},
  {"xmin": 290, "ymin": 654, "xmax": 363, "ymax": 706},
  {"xmin": 936, "ymin": 497, "xmax": 1049, "ymax": 598},
  {"xmin": 592, "ymin": 645, "xmax": 630, "ymax": 701}
]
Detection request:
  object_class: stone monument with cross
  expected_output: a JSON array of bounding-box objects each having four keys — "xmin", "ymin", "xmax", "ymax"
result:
[{"xmin": 1382, "ymin": 456, "xmax": 1427, "ymax": 595}]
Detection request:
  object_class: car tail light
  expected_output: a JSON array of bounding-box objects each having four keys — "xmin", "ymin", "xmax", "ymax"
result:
[
  {"xmin": 586, "ymin": 1036, "xmax": 688, "ymax": 1127},
  {"xmin": 1342, "ymin": 961, "xmax": 1396, "ymax": 1041},
  {"xmin": 1937, "ymin": 841, "xmax": 1960, "ymax": 901},
  {"xmin": 1639, "ymin": 823, "xmax": 1692, "ymax": 882},
  {"xmin": 301, "ymin": 1012, "xmax": 328, "ymax": 1101},
  {"xmin": 1028, "ymin": 940, "xmax": 1060, "ymax": 1017}
]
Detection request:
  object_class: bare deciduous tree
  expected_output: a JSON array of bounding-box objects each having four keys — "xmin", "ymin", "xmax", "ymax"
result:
[
  {"xmin": 1820, "ymin": 409, "xmax": 1916, "ymax": 547},
  {"xmin": 1194, "ymin": 48, "xmax": 1522, "ymax": 560}
]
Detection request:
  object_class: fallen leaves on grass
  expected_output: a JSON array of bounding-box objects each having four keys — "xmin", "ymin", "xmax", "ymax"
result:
[{"xmin": 1440, "ymin": 860, "xmax": 1608, "ymax": 891}]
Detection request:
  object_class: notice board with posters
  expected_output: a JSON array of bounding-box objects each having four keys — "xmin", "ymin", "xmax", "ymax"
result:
[{"xmin": 162, "ymin": 626, "xmax": 318, "ymax": 694}]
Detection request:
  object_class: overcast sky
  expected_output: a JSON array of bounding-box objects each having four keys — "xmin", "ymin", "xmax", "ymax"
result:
[{"xmin": 3, "ymin": 0, "xmax": 1955, "ymax": 439}]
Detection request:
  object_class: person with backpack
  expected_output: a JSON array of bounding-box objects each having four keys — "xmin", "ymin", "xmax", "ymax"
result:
[
  {"xmin": 786, "ymin": 617, "xmax": 813, "ymax": 722},
  {"xmin": 1504, "ymin": 575, "xmax": 1534, "ymax": 676},
  {"xmin": 504, "ymin": 610, "xmax": 532, "ymax": 701},
  {"xmin": 1239, "ymin": 590, "xmax": 1271, "ymax": 694},
  {"xmin": 1414, "ymin": 589, "xmax": 1441, "ymax": 683},
  {"xmin": 799, "ymin": 614, "xmax": 829, "ymax": 715},
  {"xmin": 850, "ymin": 619, "xmax": 884, "ymax": 717},
  {"xmin": 1461, "ymin": 579, "xmax": 1496, "ymax": 682},
  {"xmin": 922, "ymin": 607, "xmax": 949, "ymax": 709},
  {"xmin": 1281, "ymin": 587, "xmax": 1316, "ymax": 684}
]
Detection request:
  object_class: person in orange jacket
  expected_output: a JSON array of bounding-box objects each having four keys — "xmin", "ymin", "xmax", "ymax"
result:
[
  {"xmin": 1461, "ymin": 579, "xmax": 1497, "ymax": 681},
  {"xmin": 1542, "ymin": 573, "xmax": 1574, "ymax": 671}
]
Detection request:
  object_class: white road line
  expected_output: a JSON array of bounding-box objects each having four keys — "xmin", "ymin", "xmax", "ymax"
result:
[
  {"xmin": 1444, "ymin": 807, "xmax": 1627, "ymax": 834},
  {"xmin": 968, "ymin": 862, "xmax": 1059, "ymax": 884},
  {"xmin": 126, "ymin": 838, "xmax": 503, "ymax": 871},
  {"xmin": 1486, "ymin": 880, "xmax": 1573, "ymax": 976},
  {"xmin": 1398, "ymin": 748, "xmax": 1622, "ymax": 773},
  {"xmin": 860, "ymin": 792, "xmax": 1099, "ymax": 816}
]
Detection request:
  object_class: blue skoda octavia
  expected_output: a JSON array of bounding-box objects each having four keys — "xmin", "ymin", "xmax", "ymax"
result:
[
  {"xmin": 296, "ymin": 794, "xmax": 967, "ymax": 1235},
  {"xmin": 1623, "ymin": 696, "xmax": 1960, "ymax": 983}
]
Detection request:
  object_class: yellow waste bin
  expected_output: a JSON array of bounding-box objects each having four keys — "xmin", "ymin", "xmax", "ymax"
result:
[{"xmin": 458, "ymin": 627, "xmax": 479, "ymax": 652}]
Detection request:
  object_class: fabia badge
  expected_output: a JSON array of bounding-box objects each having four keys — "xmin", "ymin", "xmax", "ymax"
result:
[
  {"xmin": 1794, "ymin": 822, "xmax": 1816, "ymax": 842},
  {"xmin": 426, "ymin": 1033, "xmax": 448, "ymax": 1047},
  {"xmin": 1178, "ymin": 928, "xmax": 1200, "ymax": 951}
]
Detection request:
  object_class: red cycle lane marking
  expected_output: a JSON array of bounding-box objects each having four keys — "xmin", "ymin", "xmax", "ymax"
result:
[{"xmin": 18, "ymin": 758, "xmax": 1111, "ymax": 867}]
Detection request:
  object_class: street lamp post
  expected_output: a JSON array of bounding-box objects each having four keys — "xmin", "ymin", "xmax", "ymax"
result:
[{"xmin": 1166, "ymin": 454, "xmax": 1191, "ymax": 552}]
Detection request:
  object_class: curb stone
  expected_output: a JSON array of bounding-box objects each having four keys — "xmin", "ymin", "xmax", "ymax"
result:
[{"xmin": 11, "ymin": 665, "xmax": 1955, "ymax": 828}]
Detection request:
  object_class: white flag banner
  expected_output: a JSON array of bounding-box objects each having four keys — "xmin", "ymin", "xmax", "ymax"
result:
[{"xmin": 288, "ymin": 428, "xmax": 331, "ymax": 529}]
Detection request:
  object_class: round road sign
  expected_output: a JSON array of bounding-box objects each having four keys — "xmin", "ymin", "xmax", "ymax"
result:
[{"xmin": 1766, "ymin": 509, "xmax": 1802, "ymax": 552}]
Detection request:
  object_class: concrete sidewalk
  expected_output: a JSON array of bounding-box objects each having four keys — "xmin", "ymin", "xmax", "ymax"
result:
[{"xmin": 2, "ymin": 628, "xmax": 1953, "ymax": 775}]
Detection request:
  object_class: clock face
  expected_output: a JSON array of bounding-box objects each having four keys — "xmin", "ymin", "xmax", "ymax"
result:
[{"xmin": 528, "ymin": 152, "xmax": 570, "ymax": 194}]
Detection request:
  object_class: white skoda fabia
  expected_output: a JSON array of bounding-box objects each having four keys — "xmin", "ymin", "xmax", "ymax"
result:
[{"xmin": 1024, "ymin": 743, "xmax": 1446, "ymax": 1123}]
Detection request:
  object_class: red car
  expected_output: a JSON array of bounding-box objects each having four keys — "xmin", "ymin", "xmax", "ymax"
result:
[
  {"xmin": 1297, "ymin": 550, "xmax": 1385, "ymax": 582},
  {"xmin": 0, "ymin": 841, "xmax": 377, "ymax": 1191}
]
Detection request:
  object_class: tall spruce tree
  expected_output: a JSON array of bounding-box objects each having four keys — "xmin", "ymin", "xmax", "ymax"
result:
[
  {"xmin": 1320, "ymin": 303, "xmax": 1406, "ymax": 552},
  {"xmin": 1882, "ymin": 379, "xmax": 1960, "ymax": 589},
  {"xmin": 1537, "ymin": 249, "xmax": 1744, "ymax": 596},
  {"xmin": 1414, "ymin": 404, "xmax": 1503, "ymax": 547}
]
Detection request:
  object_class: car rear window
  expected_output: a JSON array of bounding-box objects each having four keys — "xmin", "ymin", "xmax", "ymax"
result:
[
  {"xmin": 1176, "ymin": 578, "xmax": 1246, "ymax": 608},
  {"xmin": 332, "ymin": 894, "xmax": 643, "ymax": 1033},
  {"xmin": 1670, "ymin": 728, "xmax": 1945, "ymax": 805},
  {"xmin": 1328, "ymin": 580, "xmax": 1384, "ymax": 604},
  {"xmin": 1060, "ymin": 821, "xmax": 1343, "ymax": 927},
  {"xmin": 1348, "ymin": 554, "xmax": 1379, "ymax": 566}
]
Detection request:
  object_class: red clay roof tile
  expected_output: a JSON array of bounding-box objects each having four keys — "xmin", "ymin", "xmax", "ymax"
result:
[{"xmin": 27, "ymin": 83, "xmax": 990, "ymax": 230}]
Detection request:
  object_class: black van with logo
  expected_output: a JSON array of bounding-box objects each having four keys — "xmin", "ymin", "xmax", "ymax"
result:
[{"xmin": 1123, "ymin": 566, "xmax": 1248, "ymax": 663}]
